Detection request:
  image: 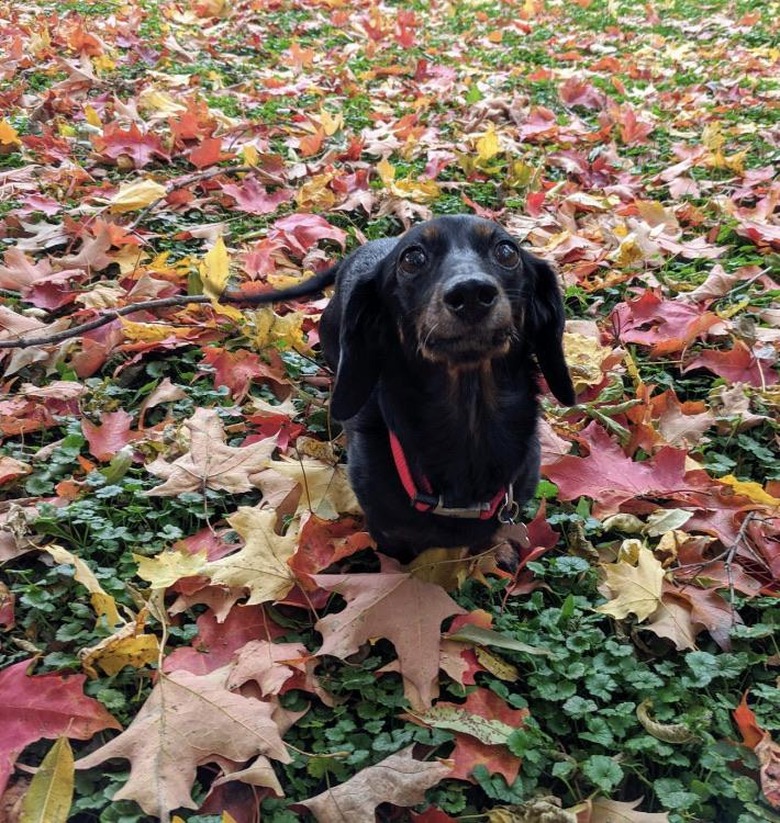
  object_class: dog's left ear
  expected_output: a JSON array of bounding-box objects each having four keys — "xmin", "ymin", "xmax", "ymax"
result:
[
  {"xmin": 525, "ymin": 254, "xmax": 576, "ymax": 405},
  {"xmin": 330, "ymin": 276, "xmax": 384, "ymax": 421}
]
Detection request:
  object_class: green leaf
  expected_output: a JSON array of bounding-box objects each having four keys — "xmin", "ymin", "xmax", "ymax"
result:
[
  {"xmin": 563, "ymin": 696, "xmax": 598, "ymax": 718},
  {"xmin": 447, "ymin": 624, "xmax": 552, "ymax": 656},
  {"xmin": 684, "ymin": 650, "xmax": 720, "ymax": 687},
  {"xmin": 654, "ymin": 777, "xmax": 700, "ymax": 810},
  {"xmin": 582, "ymin": 754, "xmax": 623, "ymax": 793}
]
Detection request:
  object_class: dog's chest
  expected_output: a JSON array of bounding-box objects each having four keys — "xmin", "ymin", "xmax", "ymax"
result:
[{"xmin": 410, "ymin": 367, "xmax": 535, "ymax": 496}]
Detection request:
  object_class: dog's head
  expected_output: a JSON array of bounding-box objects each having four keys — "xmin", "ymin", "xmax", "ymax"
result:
[{"xmin": 331, "ymin": 215, "xmax": 575, "ymax": 419}]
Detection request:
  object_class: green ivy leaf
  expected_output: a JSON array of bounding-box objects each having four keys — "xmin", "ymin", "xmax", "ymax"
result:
[{"xmin": 582, "ymin": 754, "xmax": 623, "ymax": 792}]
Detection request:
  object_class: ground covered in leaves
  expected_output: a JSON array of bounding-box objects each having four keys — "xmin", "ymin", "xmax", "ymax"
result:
[{"xmin": 0, "ymin": 0, "xmax": 779, "ymax": 821}]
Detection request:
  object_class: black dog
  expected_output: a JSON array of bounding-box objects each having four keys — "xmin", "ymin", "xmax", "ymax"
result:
[{"xmin": 318, "ymin": 215, "xmax": 575, "ymax": 563}]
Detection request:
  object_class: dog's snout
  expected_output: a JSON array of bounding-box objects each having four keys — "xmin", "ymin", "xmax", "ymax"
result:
[{"xmin": 442, "ymin": 277, "xmax": 499, "ymax": 322}]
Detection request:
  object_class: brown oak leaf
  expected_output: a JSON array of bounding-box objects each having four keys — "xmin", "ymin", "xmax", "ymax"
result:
[
  {"xmin": 313, "ymin": 573, "xmax": 466, "ymax": 709},
  {"xmin": 296, "ymin": 745, "xmax": 451, "ymax": 822},
  {"xmin": 76, "ymin": 667, "xmax": 290, "ymax": 817}
]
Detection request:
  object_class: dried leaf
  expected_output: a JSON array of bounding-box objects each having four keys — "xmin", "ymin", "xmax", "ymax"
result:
[
  {"xmin": 596, "ymin": 546, "xmax": 665, "ymax": 621},
  {"xmin": 297, "ymin": 746, "xmax": 451, "ymax": 821},
  {"xmin": 204, "ymin": 507, "xmax": 298, "ymax": 605}
]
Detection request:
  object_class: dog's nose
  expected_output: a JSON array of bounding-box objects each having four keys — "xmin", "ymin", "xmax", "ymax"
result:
[{"xmin": 442, "ymin": 277, "xmax": 498, "ymax": 322}]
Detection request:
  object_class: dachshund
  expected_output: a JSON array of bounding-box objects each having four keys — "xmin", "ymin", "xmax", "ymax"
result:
[{"xmin": 317, "ymin": 215, "xmax": 575, "ymax": 564}]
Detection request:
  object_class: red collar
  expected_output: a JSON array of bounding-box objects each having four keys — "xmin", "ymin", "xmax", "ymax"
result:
[{"xmin": 388, "ymin": 430, "xmax": 510, "ymax": 520}]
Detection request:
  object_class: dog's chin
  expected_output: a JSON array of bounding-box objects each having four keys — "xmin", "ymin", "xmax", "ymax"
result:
[{"xmin": 420, "ymin": 328, "xmax": 512, "ymax": 366}]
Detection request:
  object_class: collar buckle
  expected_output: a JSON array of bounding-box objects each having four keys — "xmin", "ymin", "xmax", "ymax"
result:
[{"xmin": 497, "ymin": 484, "xmax": 520, "ymax": 524}]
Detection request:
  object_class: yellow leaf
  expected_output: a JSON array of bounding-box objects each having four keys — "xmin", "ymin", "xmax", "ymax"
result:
[
  {"xmin": 475, "ymin": 647, "xmax": 519, "ymax": 682},
  {"xmin": 20, "ymin": 737, "xmax": 74, "ymax": 823},
  {"xmin": 377, "ymin": 157, "xmax": 397, "ymax": 187},
  {"xmin": 88, "ymin": 633, "xmax": 160, "ymax": 676},
  {"xmin": 561, "ymin": 332, "xmax": 612, "ymax": 392},
  {"xmin": 84, "ymin": 105, "xmax": 102, "ymax": 127},
  {"xmin": 134, "ymin": 549, "xmax": 208, "ymax": 589},
  {"xmin": 507, "ymin": 159, "xmax": 537, "ymax": 188},
  {"xmin": 42, "ymin": 544, "xmax": 122, "ymax": 628},
  {"xmin": 204, "ymin": 507, "xmax": 299, "ymax": 605},
  {"xmin": 376, "ymin": 157, "xmax": 440, "ymax": 204},
  {"xmin": 0, "ymin": 120, "xmax": 21, "ymax": 148},
  {"xmin": 296, "ymin": 171, "xmax": 337, "ymax": 210},
  {"xmin": 720, "ymin": 475, "xmax": 780, "ymax": 507},
  {"xmin": 250, "ymin": 307, "xmax": 308, "ymax": 352},
  {"xmin": 409, "ymin": 546, "xmax": 470, "ymax": 590},
  {"xmin": 608, "ymin": 230, "xmax": 646, "ymax": 267},
  {"xmin": 137, "ymin": 88, "xmax": 188, "ymax": 116},
  {"xmin": 109, "ymin": 179, "xmax": 167, "ymax": 213},
  {"xmin": 241, "ymin": 144, "xmax": 259, "ymax": 166},
  {"xmin": 92, "ymin": 55, "xmax": 116, "ymax": 73},
  {"xmin": 272, "ymin": 458, "xmax": 360, "ymax": 519},
  {"xmin": 199, "ymin": 236, "xmax": 230, "ymax": 301},
  {"xmin": 701, "ymin": 122, "xmax": 724, "ymax": 153},
  {"xmin": 80, "ymin": 609, "xmax": 159, "ymax": 678},
  {"xmin": 596, "ymin": 545, "xmax": 665, "ymax": 621},
  {"xmin": 121, "ymin": 320, "xmax": 188, "ymax": 342},
  {"xmin": 318, "ymin": 108, "xmax": 343, "ymax": 136},
  {"xmin": 475, "ymin": 123, "xmax": 500, "ymax": 163}
]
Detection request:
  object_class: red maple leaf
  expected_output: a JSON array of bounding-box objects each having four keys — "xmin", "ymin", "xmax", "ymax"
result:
[
  {"xmin": 189, "ymin": 136, "xmax": 231, "ymax": 169},
  {"xmin": 558, "ymin": 77, "xmax": 606, "ymax": 110},
  {"xmin": 163, "ymin": 605, "xmax": 285, "ymax": 675},
  {"xmin": 543, "ymin": 422, "xmax": 695, "ymax": 516},
  {"xmin": 289, "ymin": 513, "xmax": 373, "ymax": 581},
  {"xmin": 82, "ymin": 409, "xmax": 136, "ymax": 461},
  {"xmin": 683, "ymin": 339, "xmax": 778, "ymax": 387},
  {"xmin": 91, "ymin": 122, "xmax": 170, "ymax": 168},
  {"xmin": 0, "ymin": 659, "xmax": 120, "ymax": 794},
  {"xmin": 269, "ymin": 213, "xmax": 347, "ymax": 257},
  {"xmin": 610, "ymin": 290, "xmax": 721, "ymax": 356},
  {"xmin": 200, "ymin": 347, "xmax": 291, "ymax": 402},
  {"xmin": 426, "ymin": 688, "xmax": 528, "ymax": 784},
  {"xmin": 221, "ymin": 178, "xmax": 294, "ymax": 215}
]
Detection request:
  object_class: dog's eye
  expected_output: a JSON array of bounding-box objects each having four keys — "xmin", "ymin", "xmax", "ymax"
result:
[
  {"xmin": 399, "ymin": 246, "xmax": 427, "ymax": 273},
  {"xmin": 494, "ymin": 241, "xmax": 520, "ymax": 268}
]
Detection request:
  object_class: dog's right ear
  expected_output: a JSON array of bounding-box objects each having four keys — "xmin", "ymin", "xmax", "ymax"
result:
[{"xmin": 330, "ymin": 276, "xmax": 384, "ymax": 421}]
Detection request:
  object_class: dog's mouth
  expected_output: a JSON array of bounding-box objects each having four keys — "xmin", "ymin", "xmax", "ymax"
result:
[{"xmin": 420, "ymin": 326, "xmax": 513, "ymax": 364}]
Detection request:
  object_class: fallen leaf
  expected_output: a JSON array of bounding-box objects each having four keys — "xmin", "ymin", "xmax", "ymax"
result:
[
  {"xmin": 297, "ymin": 745, "xmax": 451, "ymax": 821},
  {"xmin": 76, "ymin": 668, "xmax": 290, "ymax": 817},
  {"xmin": 41, "ymin": 544, "xmax": 122, "ymax": 628},
  {"xmin": 0, "ymin": 659, "xmax": 120, "ymax": 796},
  {"xmin": 596, "ymin": 545, "xmax": 665, "ymax": 621},
  {"xmin": 543, "ymin": 422, "xmax": 694, "ymax": 517},
  {"xmin": 314, "ymin": 572, "xmax": 466, "ymax": 708},
  {"xmin": 19, "ymin": 737, "xmax": 74, "ymax": 823},
  {"xmin": 108, "ymin": 178, "xmax": 167, "ymax": 213},
  {"xmin": 268, "ymin": 457, "xmax": 360, "ymax": 519},
  {"xmin": 410, "ymin": 687, "xmax": 527, "ymax": 784},
  {"xmin": 203, "ymin": 507, "xmax": 298, "ymax": 605},
  {"xmin": 81, "ymin": 410, "xmax": 135, "ymax": 461},
  {"xmin": 145, "ymin": 407, "xmax": 276, "ymax": 496},
  {"xmin": 586, "ymin": 795, "xmax": 671, "ymax": 822},
  {"xmin": 719, "ymin": 475, "xmax": 780, "ymax": 507},
  {"xmin": 134, "ymin": 548, "xmax": 208, "ymax": 589}
]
